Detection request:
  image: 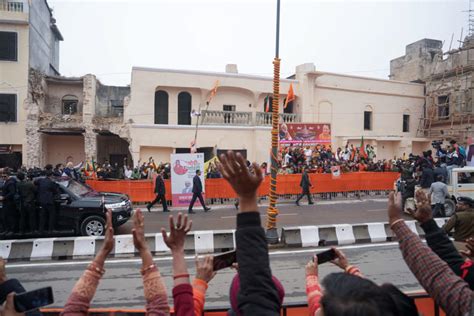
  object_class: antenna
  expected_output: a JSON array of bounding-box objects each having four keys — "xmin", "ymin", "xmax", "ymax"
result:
[{"xmin": 469, "ymin": 0, "xmax": 474, "ymax": 36}]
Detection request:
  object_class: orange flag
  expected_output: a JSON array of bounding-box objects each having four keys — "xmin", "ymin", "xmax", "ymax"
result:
[
  {"xmin": 284, "ymin": 83, "xmax": 295, "ymax": 109},
  {"xmin": 207, "ymin": 80, "xmax": 220, "ymax": 104}
]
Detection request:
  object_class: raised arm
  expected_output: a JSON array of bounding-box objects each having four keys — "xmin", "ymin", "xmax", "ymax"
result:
[
  {"xmin": 305, "ymin": 256, "xmax": 322, "ymax": 316},
  {"xmin": 162, "ymin": 213, "xmax": 194, "ymax": 316},
  {"xmin": 218, "ymin": 151, "xmax": 280, "ymax": 315},
  {"xmin": 132, "ymin": 209, "xmax": 170, "ymax": 315},
  {"xmin": 61, "ymin": 210, "xmax": 114, "ymax": 316},
  {"xmin": 388, "ymin": 192, "xmax": 473, "ymax": 316},
  {"xmin": 192, "ymin": 255, "xmax": 216, "ymax": 316}
]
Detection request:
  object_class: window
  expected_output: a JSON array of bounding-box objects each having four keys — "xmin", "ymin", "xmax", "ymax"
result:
[
  {"xmin": 403, "ymin": 114, "xmax": 410, "ymax": 132},
  {"xmin": 154, "ymin": 90, "xmax": 169, "ymax": 124},
  {"xmin": 62, "ymin": 95, "xmax": 78, "ymax": 115},
  {"xmin": 223, "ymin": 105, "xmax": 236, "ymax": 112},
  {"xmin": 364, "ymin": 111, "xmax": 372, "ymax": 130},
  {"xmin": 110, "ymin": 100, "xmax": 124, "ymax": 116},
  {"xmin": 177, "ymin": 92, "xmax": 192, "ymax": 125},
  {"xmin": 0, "ymin": 94, "xmax": 17, "ymax": 122},
  {"xmin": 438, "ymin": 95, "xmax": 450, "ymax": 119},
  {"xmin": 0, "ymin": 32, "xmax": 18, "ymax": 61}
]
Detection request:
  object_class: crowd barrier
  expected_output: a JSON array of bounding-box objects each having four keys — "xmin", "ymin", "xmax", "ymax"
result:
[
  {"xmin": 39, "ymin": 292, "xmax": 444, "ymax": 315},
  {"xmin": 86, "ymin": 172, "xmax": 399, "ymax": 203}
]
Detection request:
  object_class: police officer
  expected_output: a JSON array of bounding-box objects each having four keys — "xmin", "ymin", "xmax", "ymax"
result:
[
  {"xmin": 188, "ymin": 170, "xmax": 211, "ymax": 214},
  {"xmin": 1, "ymin": 169, "xmax": 18, "ymax": 235},
  {"xmin": 443, "ymin": 197, "xmax": 474, "ymax": 243},
  {"xmin": 296, "ymin": 167, "xmax": 313, "ymax": 206},
  {"xmin": 35, "ymin": 170, "xmax": 59, "ymax": 233},
  {"xmin": 17, "ymin": 172, "xmax": 37, "ymax": 234}
]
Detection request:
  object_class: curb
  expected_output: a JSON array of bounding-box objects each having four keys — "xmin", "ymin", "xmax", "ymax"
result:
[
  {"xmin": 281, "ymin": 218, "xmax": 449, "ymax": 247},
  {"xmin": 0, "ymin": 218, "xmax": 449, "ymax": 261}
]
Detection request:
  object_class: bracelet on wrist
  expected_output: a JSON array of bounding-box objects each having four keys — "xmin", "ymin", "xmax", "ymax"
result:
[
  {"xmin": 140, "ymin": 264, "xmax": 156, "ymax": 276},
  {"xmin": 173, "ymin": 273, "xmax": 190, "ymax": 280},
  {"xmin": 87, "ymin": 263, "xmax": 105, "ymax": 275}
]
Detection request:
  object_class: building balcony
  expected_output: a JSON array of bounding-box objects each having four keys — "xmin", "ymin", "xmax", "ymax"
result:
[
  {"xmin": 0, "ymin": 1, "xmax": 23, "ymax": 12},
  {"xmin": 199, "ymin": 110, "xmax": 301, "ymax": 126},
  {"xmin": 201, "ymin": 110, "xmax": 253, "ymax": 126}
]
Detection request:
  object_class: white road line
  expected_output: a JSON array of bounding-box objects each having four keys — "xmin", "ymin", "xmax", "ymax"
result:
[
  {"xmin": 366, "ymin": 209, "xmax": 387, "ymax": 212},
  {"xmin": 5, "ymin": 241, "xmax": 401, "ymax": 269},
  {"xmin": 221, "ymin": 213, "xmax": 298, "ymax": 219}
]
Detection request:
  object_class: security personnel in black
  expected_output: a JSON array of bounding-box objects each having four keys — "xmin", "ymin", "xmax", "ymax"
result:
[
  {"xmin": 17, "ymin": 172, "xmax": 37, "ymax": 234},
  {"xmin": 188, "ymin": 170, "xmax": 211, "ymax": 214},
  {"xmin": 35, "ymin": 170, "xmax": 59, "ymax": 233},
  {"xmin": 146, "ymin": 171, "xmax": 169, "ymax": 212},
  {"xmin": 296, "ymin": 167, "xmax": 314, "ymax": 206},
  {"xmin": 1, "ymin": 169, "xmax": 18, "ymax": 234}
]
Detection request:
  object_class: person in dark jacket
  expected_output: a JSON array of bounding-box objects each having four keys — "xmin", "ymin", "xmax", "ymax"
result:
[
  {"xmin": 188, "ymin": 170, "xmax": 210, "ymax": 214},
  {"xmin": 296, "ymin": 167, "xmax": 313, "ymax": 206},
  {"xmin": 35, "ymin": 171, "xmax": 59, "ymax": 233},
  {"xmin": 1, "ymin": 169, "xmax": 18, "ymax": 234},
  {"xmin": 218, "ymin": 151, "xmax": 281, "ymax": 315},
  {"xmin": 146, "ymin": 172, "xmax": 168, "ymax": 212},
  {"xmin": 410, "ymin": 190, "xmax": 474, "ymax": 290},
  {"xmin": 17, "ymin": 172, "xmax": 37, "ymax": 234},
  {"xmin": 419, "ymin": 163, "xmax": 434, "ymax": 190}
]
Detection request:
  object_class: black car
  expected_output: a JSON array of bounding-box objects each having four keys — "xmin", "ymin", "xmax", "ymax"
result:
[
  {"xmin": 0, "ymin": 177, "xmax": 133, "ymax": 237},
  {"xmin": 53, "ymin": 178, "xmax": 133, "ymax": 236}
]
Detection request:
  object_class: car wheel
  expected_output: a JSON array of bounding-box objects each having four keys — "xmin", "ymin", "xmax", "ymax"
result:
[
  {"xmin": 80, "ymin": 216, "xmax": 106, "ymax": 236},
  {"xmin": 444, "ymin": 200, "xmax": 456, "ymax": 217}
]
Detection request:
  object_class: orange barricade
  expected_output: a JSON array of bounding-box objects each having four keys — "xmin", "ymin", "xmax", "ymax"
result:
[{"xmin": 86, "ymin": 172, "xmax": 399, "ymax": 203}]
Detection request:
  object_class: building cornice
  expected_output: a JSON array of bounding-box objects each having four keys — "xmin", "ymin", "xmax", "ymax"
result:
[
  {"xmin": 315, "ymin": 85, "xmax": 425, "ymax": 99},
  {"xmin": 131, "ymin": 123, "xmax": 272, "ymax": 131}
]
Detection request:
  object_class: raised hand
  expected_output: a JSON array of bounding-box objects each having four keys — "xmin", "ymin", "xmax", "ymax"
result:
[
  {"xmin": 305, "ymin": 255, "xmax": 318, "ymax": 277},
  {"xmin": 161, "ymin": 213, "xmax": 192, "ymax": 252},
  {"xmin": 0, "ymin": 257, "xmax": 6, "ymax": 283},
  {"xmin": 330, "ymin": 248, "xmax": 349, "ymax": 270},
  {"xmin": 409, "ymin": 190, "xmax": 433, "ymax": 224},
  {"xmin": 460, "ymin": 238, "xmax": 474, "ymax": 259},
  {"xmin": 195, "ymin": 255, "xmax": 216, "ymax": 283},
  {"xmin": 387, "ymin": 192, "xmax": 403, "ymax": 225},
  {"xmin": 101, "ymin": 210, "xmax": 115, "ymax": 255},
  {"xmin": 132, "ymin": 209, "xmax": 148, "ymax": 252}
]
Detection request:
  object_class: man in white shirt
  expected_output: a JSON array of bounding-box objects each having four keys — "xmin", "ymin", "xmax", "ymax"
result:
[{"xmin": 429, "ymin": 175, "xmax": 450, "ymax": 217}]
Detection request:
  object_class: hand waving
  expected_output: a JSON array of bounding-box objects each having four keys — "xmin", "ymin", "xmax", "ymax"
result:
[
  {"xmin": 409, "ymin": 190, "xmax": 433, "ymax": 224},
  {"xmin": 387, "ymin": 192, "xmax": 403, "ymax": 225},
  {"xmin": 132, "ymin": 209, "xmax": 148, "ymax": 252},
  {"xmin": 161, "ymin": 213, "xmax": 192, "ymax": 252},
  {"xmin": 101, "ymin": 210, "xmax": 115, "ymax": 255},
  {"xmin": 195, "ymin": 255, "xmax": 217, "ymax": 283}
]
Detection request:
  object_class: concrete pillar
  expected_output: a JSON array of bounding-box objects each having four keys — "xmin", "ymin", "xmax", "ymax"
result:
[
  {"xmin": 84, "ymin": 131, "xmax": 97, "ymax": 163},
  {"xmin": 83, "ymin": 74, "xmax": 97, "ymax": 163}
]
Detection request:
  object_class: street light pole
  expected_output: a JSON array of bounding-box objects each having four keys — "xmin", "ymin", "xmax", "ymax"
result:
[{"xmin": 266, "ymin": 0, "xmax": 281, "ymax": 244}]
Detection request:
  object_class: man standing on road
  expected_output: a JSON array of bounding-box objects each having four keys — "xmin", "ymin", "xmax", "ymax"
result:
[
  {"xmin": 146, "ymin": 171, "xmax": 168, "ymax": 212},
  {"xmin": 296, "ymin": 167, "xmax": 313, "ymax": 206},
  {"xmin": 443, "ymin": 197, "xmax": 474, "ymax": 244},
  {"xmin": 428, "ymin": 175, "xmax": 449, "ymax": 217},
  {"xmin": 35, "ymin": 171, "xmax": 59, "ymax": 233},
  {"xmin": 1, "ymin": 169, "xmax": 18, "ymax": 235},
  {"xmin": 17, "ymin": 172, "xmax": 37, "ymax": 234},
  {"xmin": 188, "ymin": 170, "xmax": 211, "ymax": 214}
]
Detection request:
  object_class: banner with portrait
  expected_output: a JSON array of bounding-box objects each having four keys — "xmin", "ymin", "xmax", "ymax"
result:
[
  {"xmin": 171, "ymin": 153, "xmax": 205, "ymax": 206},
  {"xmin": 279, "ymin": 123, "xmax": 332, "ymax": 146}
]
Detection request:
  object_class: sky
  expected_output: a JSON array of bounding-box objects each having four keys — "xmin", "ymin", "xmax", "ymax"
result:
[{"xmin": 47, "ymin": 0, "xmax": 468, "ymax": 86}]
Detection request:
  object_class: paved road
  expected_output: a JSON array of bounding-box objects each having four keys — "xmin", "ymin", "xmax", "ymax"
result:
[
  {"xmin": 116, "ymin": 199, "xmax": 411, "ymax": 234},
  {"xmin": 5, "ymin": 243, "xmax": 420, "ymax": 309}
]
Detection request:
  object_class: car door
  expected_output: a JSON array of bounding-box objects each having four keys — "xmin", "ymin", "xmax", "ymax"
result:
[
  {"xmin": 55, "ymin": 187, "xmax": 77, "ymax": 231},
  {"xmin": 456, "ymin": 171, "xmax": 474, "ymax": 199}
]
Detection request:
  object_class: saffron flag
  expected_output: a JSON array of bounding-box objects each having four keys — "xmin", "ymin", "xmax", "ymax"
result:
[
  {"xmin": 207, "ymin": 80, "xmax": 220, "ymax": 104},
  {"xmin": 284, "ymin": 83, "xmax": 295, "ymax": 109},
  {"xmin": 360, "ymin": 137, "xmax": 368, "ymax": 159},
  {"xmin": 264, "ymin": 95, "xmax": 270, "ymax": 112}
]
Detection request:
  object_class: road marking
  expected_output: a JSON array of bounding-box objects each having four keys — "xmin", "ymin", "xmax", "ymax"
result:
[
  {"xmin": 5, "ymin": 241, "xmax": 402, "ymax": 269},
  {"xmin": 366, "ymin": 209, "xmax": 387, "ymax": 212},
  {"xmin": 221, "ymin": 213, "xmax": 298, "ymax": 219}
]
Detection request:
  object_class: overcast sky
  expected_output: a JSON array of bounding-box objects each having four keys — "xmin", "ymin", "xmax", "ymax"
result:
[{"xmin": 47, "ymin": 0, "xmax": 467, "ymax": 86}]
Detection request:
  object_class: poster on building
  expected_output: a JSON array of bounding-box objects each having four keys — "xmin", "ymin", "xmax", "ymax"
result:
[
  {"xmin": 279, "ymin": 123, "xmax": 332, "ymax": 146},
  {"xmin": 331, "ymin": 165, "xmax": 341, "ymax": 179},
  {"xmin": 171, "ymin": 153, "xmax": 205, "ymax": 207}
]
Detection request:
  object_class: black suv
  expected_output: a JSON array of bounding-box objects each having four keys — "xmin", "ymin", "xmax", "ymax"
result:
[{"xmin": 1, "ymin": 177, "xmax": 132, "ymax": 237}]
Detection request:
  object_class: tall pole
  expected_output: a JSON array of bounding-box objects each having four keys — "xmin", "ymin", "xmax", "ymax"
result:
[{"xmin": 266, "ymin": 0, "xmax": 281, "ymax": 244}]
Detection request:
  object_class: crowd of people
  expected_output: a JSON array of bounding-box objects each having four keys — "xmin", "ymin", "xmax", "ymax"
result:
[{"xmin": 2, "ymin": 151, "xmax": 474, "ymax": 315}]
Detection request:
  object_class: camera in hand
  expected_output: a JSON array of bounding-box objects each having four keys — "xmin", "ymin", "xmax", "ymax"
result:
[
  {"xmin": 313, "ymin": 248, "xmax": 337, "ymax": 265},
  {"xmin": 14, "ymin": 287, "xmax": 54, "ymax": 313}
]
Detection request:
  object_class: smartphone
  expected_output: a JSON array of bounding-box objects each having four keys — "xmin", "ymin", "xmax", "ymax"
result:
[
  {"xmin": 313, "ymin": 248, "xmax": 337, "ymax": 265},
  {"xmin": 213, "ymin": 250, "xmax": 237, "ymax": 271},
  {"xmin": 14, "ymin": 287, "xmax": 54, "ymax": 313}
]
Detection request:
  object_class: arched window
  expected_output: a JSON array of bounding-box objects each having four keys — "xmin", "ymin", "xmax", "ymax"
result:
[
  {"xmin": 177, "ymin": 92, "xmax": 192, "ymax": 125},
  {"xmin": 62, "ymin": 95, "xmax": 78, "ymax": 115},
  {"xmin": 154, "ymin": 90, "xmax": 169, "ymax": 124},
  {"xmin": 364, "ymin": 105, "xmax": 373, "ymax": 131}
]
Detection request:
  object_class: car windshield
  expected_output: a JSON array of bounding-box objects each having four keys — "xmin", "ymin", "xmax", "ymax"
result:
[{"xmin": 59, "ymin": 179, "xmax": 93, "ymax": 196}]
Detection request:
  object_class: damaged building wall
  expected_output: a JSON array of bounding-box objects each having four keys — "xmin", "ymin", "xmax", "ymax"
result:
[
  {"xmin": 95, "ymin": 82, "xmax": 130, "ymax": 117},
  {"xmin": 44, "ymin": 79, "xmax": 84, "ymax": 114},
  {"xmin": 83, "ymin": 74, "xmax": 98, "ymax": 164}
]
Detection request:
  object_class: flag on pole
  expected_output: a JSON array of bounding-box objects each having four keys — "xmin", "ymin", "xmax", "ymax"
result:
[
  {"xmin": 264, "ymin": 95, "xmax": 270, "ymax": 112},
  {"xmin": 207, "ymin": 80, "xmax": 220, "ymax": 104},
  {"xmin": 360, "ymin": 137, "xmax": 368, "ymax": 159},
  {"xmin": 284, "ymin": 83, "xmax": 295, "ymax": 109}
]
